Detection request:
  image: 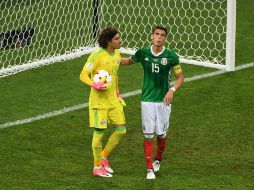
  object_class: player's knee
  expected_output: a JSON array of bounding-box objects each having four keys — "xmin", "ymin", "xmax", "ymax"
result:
[
  {"xmin": 144, "ymin": 134, "xmax": 154, "ymax": 139},
  {"xmin": 115, "ymin": 126, "xmax": 126, "ymax": 136},
  {"xmin": 92, "ymin": 138, "xmax": 102, "ymax": 148},
  {"xmin": 157, "ymin": 133, "xmax": 167, "ymax": 139},
  {"xmin": 92, "ymin": 128, "xmax": 105, "ymax": 147}
]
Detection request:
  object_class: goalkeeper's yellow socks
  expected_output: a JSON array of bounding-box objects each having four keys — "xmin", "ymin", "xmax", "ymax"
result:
[
  {"xmin": 92, "ymin": 129, "xmax": 105, "ymax": 167},
  {"xmin": 102, "ymin": 127, "xmax": 126, "ymax": 158}
]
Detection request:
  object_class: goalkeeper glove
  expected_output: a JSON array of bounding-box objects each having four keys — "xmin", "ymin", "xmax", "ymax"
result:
[
  {"xmin": 91, "ymin": 82, "xmax": 106, "ymax": 91},
  {"xmin": 118, "ymin": 97, "xmax": 126, "ymax": 106},
  {"xmin": 116, "ymin": 90, "xmax": 126, "ymax": 106}
]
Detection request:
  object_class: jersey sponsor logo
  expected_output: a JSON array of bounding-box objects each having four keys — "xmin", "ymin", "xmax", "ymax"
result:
[
  {"xmin": 86, "ymin": 62, "xmax": 93, "ymax": 69},
  {"xmin": 161, "ymin": 58, "xmax": 167, "ymax": 65}
]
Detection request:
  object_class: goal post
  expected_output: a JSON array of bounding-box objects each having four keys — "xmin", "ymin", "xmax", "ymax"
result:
[
  {"xmin": 0, "ymin": 0, "xmax": 236, "ymax": 78},
  {"xmin": 225, "ymin": 0, "xmax": 236, "ymax": 71}
]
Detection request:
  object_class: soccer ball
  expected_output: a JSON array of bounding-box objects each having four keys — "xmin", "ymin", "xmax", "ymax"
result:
[{"xmin": 93, "ymin": 70, "xmax": 112, "ymax": 87}]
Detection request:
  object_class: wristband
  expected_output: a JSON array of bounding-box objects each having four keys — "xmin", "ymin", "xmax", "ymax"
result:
[{"xmin": 170, "ymin": 86, "xmax": 176, "ymax": 92}]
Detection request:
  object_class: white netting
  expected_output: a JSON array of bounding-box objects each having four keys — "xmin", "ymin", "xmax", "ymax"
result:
[
  {"xmin": 100, "ymin": 0, "xmax": 228, "ymax": 69},
  {"xmin": 0, "ymin": 0, "xmax": 232, "ymax": 78},
  {"xmin": 0, "ymin": 0, "xmax": 97, "ymax": 77}
]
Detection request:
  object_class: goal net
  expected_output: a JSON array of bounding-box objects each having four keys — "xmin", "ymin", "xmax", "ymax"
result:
[{"xmin": 0, "ymin": 0, "xmax": 236, "ymax": 78}]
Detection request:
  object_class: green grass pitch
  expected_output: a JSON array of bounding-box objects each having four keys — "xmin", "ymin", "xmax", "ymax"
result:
[{"xmin": 0, "ymin": 0, "xmax": 254, "ymax": 189}]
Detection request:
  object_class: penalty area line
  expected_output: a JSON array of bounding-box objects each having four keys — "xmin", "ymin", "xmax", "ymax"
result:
[{"xmin": 0, "ymin": 62, "xmax": 253, "ymax": 129}]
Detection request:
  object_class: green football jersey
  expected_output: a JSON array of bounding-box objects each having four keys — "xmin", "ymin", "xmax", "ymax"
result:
[{"xmin": 131, "ymin": 46, "xmax": 180, "ymax": 102}]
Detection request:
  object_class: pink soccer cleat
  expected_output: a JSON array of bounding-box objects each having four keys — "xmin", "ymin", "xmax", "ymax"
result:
[
  {"xmin": 93, "ymin": 166, "xmax": 112, "ymax": 177},
  {"xmin": 102, "ymin": 159, "xmax": 114, "ymax": 174}
]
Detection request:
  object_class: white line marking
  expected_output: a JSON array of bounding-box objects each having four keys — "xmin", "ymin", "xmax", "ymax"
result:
[{"xmin": 1, "ymin": 62, "xmax": 253, "ymax": 129}]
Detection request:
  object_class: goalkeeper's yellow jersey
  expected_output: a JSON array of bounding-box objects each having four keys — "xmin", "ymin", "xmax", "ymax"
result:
[{"xmin": 82, "ymin": 48, "xmax": 121, "ymax": 109}]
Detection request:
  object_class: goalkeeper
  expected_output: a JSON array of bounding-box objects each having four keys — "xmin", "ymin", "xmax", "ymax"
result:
[
  {"xmin": 80, "ymin": 27, "xmax": 126, "ymax": 178},
  {"xmin": 121, "ymin": 25, "xmax": 184, "ymax": 179}
]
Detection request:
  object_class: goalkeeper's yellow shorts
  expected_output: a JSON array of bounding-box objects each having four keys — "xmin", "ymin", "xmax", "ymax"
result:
[{"xmin": 89, "ymin": 104, "xmax": 125, "ymax": 129}]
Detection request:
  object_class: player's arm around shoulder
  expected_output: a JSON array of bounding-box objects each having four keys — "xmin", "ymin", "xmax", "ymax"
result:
[
  {"xmin": 120, "ymin": 57, "xmax": 135, "ymax": 65},
  {"xmin": 120, "ymin": 48, "xmax": 144, "ymax": 65}
]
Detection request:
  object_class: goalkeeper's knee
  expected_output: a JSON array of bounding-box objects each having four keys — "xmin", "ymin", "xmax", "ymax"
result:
[
  {"xmin": 92, "ymin": 128, "xmax": 105, "ymax": 148},
  {"xmin": 114, "ymin": 126, "xmax": 127, "ymax": 136}
]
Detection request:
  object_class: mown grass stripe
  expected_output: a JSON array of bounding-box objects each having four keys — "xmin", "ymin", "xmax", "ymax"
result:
[{"xmin": 0, "ymin": 62, "xmax": 253, "ymax": 129}]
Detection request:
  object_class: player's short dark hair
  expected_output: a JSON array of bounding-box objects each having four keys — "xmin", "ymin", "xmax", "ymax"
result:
[
  {"xmin": 98, "ymin": 27, "xmax": 119, "ymax": 48},
  {"xmin": 152, "ymin": 26, "xmax": 168, "ymax": 36}
]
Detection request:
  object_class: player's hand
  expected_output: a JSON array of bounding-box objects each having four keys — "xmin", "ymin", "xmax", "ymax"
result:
[
  {"xmin": 116, "ymin": 90, "xmax": 126, "ymax": 106},
  {"xmin": 118, "ymin": 96, "xmax": 126, "ymax": 106},
  {"xmin": 91, "ymin": 82, "xmax": 106, "ymax": 91},
  {"xmin": 163, "ymin": 89, "xmax": 174, "ymax": 105}
]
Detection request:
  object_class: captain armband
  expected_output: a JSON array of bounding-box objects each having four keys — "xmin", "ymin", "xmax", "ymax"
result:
[{"xmin": 173, "ymin": 65, "xmax": 182, "ymax": 74}]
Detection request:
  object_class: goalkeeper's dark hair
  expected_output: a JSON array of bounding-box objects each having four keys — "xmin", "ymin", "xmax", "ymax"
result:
[
  {"xmin": 152, "ymin": 25, "xmax": 168, "ymax": 36},
  {"xmin": 98, "ymin": 27, "xmax": 119, "ymax": 48}
]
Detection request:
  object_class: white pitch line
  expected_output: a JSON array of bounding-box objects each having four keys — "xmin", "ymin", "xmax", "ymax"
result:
[{"xmin": 0, "ymin": 62, "xmax": 253, "ymax": 129}]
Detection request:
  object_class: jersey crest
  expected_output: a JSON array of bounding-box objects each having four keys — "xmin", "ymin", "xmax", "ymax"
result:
[{"xmin": 161, "ymin": 58, "xmax": 167, "ymax": 65}]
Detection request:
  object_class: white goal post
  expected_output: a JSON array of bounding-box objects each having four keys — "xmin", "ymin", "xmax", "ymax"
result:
[{"xmin": 0, "ymin": 0, "xmax": 236, "ymax": 78}]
